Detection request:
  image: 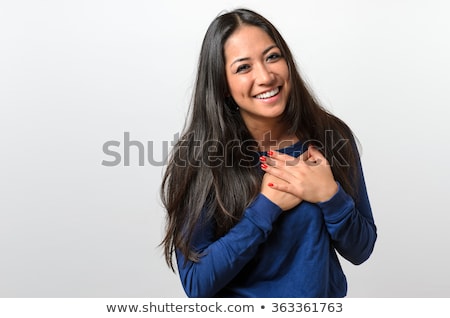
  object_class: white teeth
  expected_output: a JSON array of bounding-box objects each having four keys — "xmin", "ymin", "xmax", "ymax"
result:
[{"xmin": 255, "ymin": 87, "xmax": 280, "ymax": 99}]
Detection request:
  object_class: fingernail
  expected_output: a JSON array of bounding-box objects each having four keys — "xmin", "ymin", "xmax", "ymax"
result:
[
  {"xmin": 259, "ymin": 156, "xmax": 266, "ymax": 162},
  {"xmin": 261, "ymin": 163, "xmax": 268, "ymax": 169},
  {"xmin": 268, "ymin": 182, "xmax": 274, "ymax": 187},
  {"xmin": 268, "ymin": 150, "xmax": 274, "ymax": 156}
]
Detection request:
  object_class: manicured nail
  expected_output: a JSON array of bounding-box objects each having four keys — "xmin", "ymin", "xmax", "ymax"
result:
[
  {"xmin": 268, "ymin": 182, "xmax": 274, "ymax": 187},
  {"xmin": 268, "ymin": 150, "xmax": 274, "ymax": 156},
  {"xmin": 261, "ymin": 163, "xmax": 268, "ymax": 169},
  {"xmin": 259, "ymin": 156, "xmax": 266, "ymax": 162}
]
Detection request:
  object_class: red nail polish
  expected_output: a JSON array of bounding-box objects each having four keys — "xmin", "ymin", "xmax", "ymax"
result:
[
  {"xmin": 268, "ymin": 182, "xmax": 274, "ymax": 187},
  {"xmin": 261, "ymin": 163, "xmax": 268, "ymax": 169},
  {"xmin": 259, "ymin": 156, "xmax": 266, "ymax": 162},
  {"xmin": 268, "ymin": 150, "xmax": 274, "ymax": 156}
]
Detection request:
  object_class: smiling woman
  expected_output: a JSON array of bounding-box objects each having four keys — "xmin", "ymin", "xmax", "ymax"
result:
[
  {"xmin": 224, "ymin": 26, "xmax": 291, "ymax": 141},
  {"xmin": 160, "ymin": 8, "xmax": 377, "ymax": 298}
]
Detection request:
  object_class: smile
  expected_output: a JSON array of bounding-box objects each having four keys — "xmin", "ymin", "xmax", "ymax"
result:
[{"xmin": 254, "ymin": 87, "xmax": 280, "ymax": 99}]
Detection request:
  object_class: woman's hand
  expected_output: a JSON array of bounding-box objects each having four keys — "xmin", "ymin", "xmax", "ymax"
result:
[
  {"xmin": 261, "ymin": 146, "xmax": 338, "ymax": 203},
  {"xmin": 260, "ymin": 172, "xmax": 302, "ymax": 211}
]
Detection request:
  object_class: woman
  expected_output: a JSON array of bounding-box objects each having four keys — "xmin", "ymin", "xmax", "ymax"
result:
[{"xmin": 160, "ymin": 8, "xmax": 377, "ymax": 297}]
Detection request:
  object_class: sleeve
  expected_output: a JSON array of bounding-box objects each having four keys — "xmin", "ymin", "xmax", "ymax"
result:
[
  {"xmin": 317, "ymin": 150, "xmax": 377, "ymax": 265},
  {"xmin": 176, "ymin": 193, "xmax": 283, "ymax": 298}
]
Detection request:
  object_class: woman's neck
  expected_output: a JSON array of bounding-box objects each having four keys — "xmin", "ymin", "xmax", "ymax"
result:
[{"xmin": 245, "ymin": 120, "xmax": 299, "ymax": 152}]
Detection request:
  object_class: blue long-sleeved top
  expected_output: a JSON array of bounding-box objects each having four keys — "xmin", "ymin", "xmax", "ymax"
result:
[{"xmin": 176, "ymin": 140, "xmax": 377, "ymax": 297}]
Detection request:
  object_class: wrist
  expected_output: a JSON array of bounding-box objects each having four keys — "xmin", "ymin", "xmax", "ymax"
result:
[{"xmin": 319, "ymin": 181, "xmax": 339, "ymax": 203}]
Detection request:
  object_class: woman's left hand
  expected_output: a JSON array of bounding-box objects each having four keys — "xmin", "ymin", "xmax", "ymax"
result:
[{"xmin": 261, "ymin": 146, "xmax": 339, "ymax": 203}]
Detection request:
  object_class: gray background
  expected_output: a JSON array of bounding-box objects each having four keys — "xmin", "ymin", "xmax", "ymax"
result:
[{"xmin": 1, "ymin": 0, "xmax": 449, "ymax": 297}]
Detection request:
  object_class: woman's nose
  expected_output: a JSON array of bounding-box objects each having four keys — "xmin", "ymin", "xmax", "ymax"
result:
[{"xmin": 255, "ymin": 63, "xmax": 275, "ymax": 85}]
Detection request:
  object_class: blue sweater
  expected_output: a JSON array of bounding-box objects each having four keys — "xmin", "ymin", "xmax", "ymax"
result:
[{"xmin": 176, "ymin": 141, "xmax": 377, "ymax": 297}]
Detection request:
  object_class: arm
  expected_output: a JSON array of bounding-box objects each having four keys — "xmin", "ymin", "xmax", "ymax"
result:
[
  {"xmin": 261, "ymin": 144, "xmax": 377, "ymax": 265},
  {"xmin": 317, "ymin": 156, "xmax": 377, "ymax": 265},
  {"xmin": 176, "ymin": 194, "xmax": 282, "ymax": 297}
]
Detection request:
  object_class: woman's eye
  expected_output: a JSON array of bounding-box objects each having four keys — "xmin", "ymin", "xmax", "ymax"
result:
[
  {"xmin": 267, "ymin": 53, "xmax": 281, "ymax": 61},
  {"xmin": 236, "ymin": 64, "xmax": 250, "ymax": 73}
]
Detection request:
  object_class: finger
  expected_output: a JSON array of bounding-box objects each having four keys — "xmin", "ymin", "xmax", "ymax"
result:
[
  {"xmin": 298, "ymin": 150, "xmax": 310, "ymax": 162},
  {"xmin": 267, "ymin": 181, "xmax": 291, "ymax": 193},
  {"xmin": 261, "ymin": 161, "xmax": 294, "ymax": 183},
  {"xmin": 307, "ymin": 146, "xmax": 326, "ymax": 165},
  {"xmin": 259, "ymin": 155, "xmax": 277, "ymax": 167},
  {"xmin": 307, "ymin": 145, "xmax": 321, "ymax": 158},
  {"xmin": 267, "ymin": 150, "xmax": 298, "ymax": 166}
]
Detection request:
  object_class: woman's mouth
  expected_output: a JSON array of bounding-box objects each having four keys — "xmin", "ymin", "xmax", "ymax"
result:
[{"xmin": 254, "ymin": 87, "xmax": 280, "ymax": 99}]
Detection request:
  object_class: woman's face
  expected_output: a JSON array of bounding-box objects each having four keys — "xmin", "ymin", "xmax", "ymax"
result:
[{"xmin": 224, "ymin": 25, "xmax": 291, "ymax": 127}]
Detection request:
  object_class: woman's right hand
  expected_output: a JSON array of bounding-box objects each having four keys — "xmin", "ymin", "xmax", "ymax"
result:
[{"xmin": 261, "ymin": 172, "xmax": 302, "ymax": 211}]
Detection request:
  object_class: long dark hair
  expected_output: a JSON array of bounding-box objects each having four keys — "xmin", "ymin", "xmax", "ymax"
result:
[{"xmin": 161, "ymin": 8, "xmax": 359, "ymax": 270}]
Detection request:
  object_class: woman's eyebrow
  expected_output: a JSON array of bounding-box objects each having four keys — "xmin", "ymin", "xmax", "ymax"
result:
[
  {"xmin": 262, "ymin": 44, "xmax": 278, "ymax": 55},
  {"xmin": 230, "ymin": 44, "xmax": 278, "ymax": 67}
]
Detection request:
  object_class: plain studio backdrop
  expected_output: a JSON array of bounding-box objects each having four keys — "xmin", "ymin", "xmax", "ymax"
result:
[{"xmin": 1, "ymin": 0, "xmax": 449, "ymax": 298}]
